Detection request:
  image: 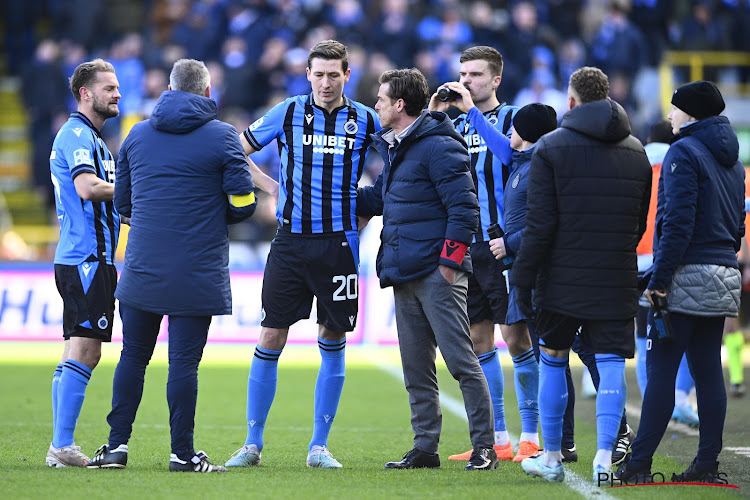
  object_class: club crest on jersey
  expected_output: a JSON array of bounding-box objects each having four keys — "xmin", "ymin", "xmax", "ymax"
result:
[
  {"xmin": 343, "ymin": 119, "xmax": 359, "ymax": 135},
  {"xmin": 249, "ymin": 116, "xmax": 264, "ymax": 131},
  {"xmin": 488, "ymin": 115, "xmax": 499, "ymax": 126}
]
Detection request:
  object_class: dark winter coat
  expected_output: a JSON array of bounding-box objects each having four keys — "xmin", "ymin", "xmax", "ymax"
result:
[
  {"xmin": 115, "ymin": 90, "xmax": 256, "ymax": 316},
  {"xmin": 357, "ymin": 111, "xmax": 479, "ymax": 288},
  {"xmin": 510, "ymin": 99, "xmax": 652, "ymax": 320}
]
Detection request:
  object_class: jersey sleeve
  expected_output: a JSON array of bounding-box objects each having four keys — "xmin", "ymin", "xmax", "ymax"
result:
[
  {"xmin": 243, "ymin": 98, "xmax": 291, "ymax": 151},
  {"xmin": 59, "ymin": 128, "xmax": 97, "ymax": 179}
]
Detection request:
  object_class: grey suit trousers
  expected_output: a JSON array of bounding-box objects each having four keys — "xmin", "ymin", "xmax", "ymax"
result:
[{"xmin": 393, "ymin": 267, "xmax": 494, "ymax": 454}]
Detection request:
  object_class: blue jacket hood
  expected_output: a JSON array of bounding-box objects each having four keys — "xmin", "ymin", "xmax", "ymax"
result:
[
  {"xmin": 676, "ymin": 116, "xmax": 739, "ymax": 168},
  {"xmin": 149, "ymin": 90, "xmax": 217, "ymax": 134}
]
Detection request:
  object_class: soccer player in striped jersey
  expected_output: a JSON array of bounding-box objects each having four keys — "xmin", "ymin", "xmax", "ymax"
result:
[
  {"xmin": 429, "ymin": 46, "xmax": 540, "ymax": 462},
  {"xmin": 46, "ymin": 59, "xmax": 121, "ymax": 468},
  {"xmin": 226, "ymin": 40, "xmax": 380, "ymax": 469}
]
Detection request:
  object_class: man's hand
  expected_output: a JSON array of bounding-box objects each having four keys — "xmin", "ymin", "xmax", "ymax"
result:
[
  {"xmin": 357, "ymin": 215, "xmax": 372, "ymax": 230},
  {"xmin": 644, "ymin": 288, "xmax": 667, "ymax": 307},
  {"xmin": 438, "ymin": 264, "xmax": 455, "ymax": 284},
  {"xmin": 489, "ymin": 237, "xmax": 507, "ymax": 260},
  {"xmin": 428, "ymin": 92, "xmax": 452, "ymax": 113},
  {"xmin": 516, "ymin": 286, "xmax": 534, "ymax": 319},
  {"xmin": 440, "ymin": 81, "xmax": 475, "ymax": 114}
]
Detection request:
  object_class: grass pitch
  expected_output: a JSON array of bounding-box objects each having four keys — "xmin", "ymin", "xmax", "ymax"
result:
[{"xmin": 0, "ymin": 343, "xmax": 746, "ymax": 499}]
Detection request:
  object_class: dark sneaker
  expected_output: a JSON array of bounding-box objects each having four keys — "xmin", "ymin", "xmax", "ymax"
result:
[
  {"xmin": 465, "ymin": 447, "xmax": 498, "ymax": 471},
  {"xmin": 561, "ymin": 444, "xmax": 578, "ymax": 463},
  {"xmin": 614, "ymin": 457, "xmax": 652, "ymax": 484},
  {"xmin": 170, "ymin": 451, "xmax": 227, "ymax": 473},
  {"xmin": 384, "ymin": 448, "xmax": 440, "ymax": 469},
  {"xmin": 671, "ymin": 459, "xmax": 721, "ymax": 483},
  {"xmin": 86, "ymin": 444, "xmax": 128, "ymax": 469},
  {"xmin": 612, "ymin": 424, "xmax": 635, "ymax": 466}
]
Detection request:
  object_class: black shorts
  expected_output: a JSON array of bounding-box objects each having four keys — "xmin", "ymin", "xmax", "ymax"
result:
[
  {"xmin": 466, "ymin": 241, "xmax": 508, "ymax": 325},
  {"xmin": 535, "ymin": 308, "xmax": 635, "ymax": 358},
  {"xmin": 54, "ymin": 260, "xmax": 117, "ymax": 341},
  {"xmin": 261, "ymin": 229, "xmax": 359, "ymax": 332}
]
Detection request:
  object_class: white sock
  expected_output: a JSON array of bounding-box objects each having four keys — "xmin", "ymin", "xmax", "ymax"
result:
[
  {"xmin": 593, "ymin": 449, "xmax": 612, "ymax": 469},
  {"xmin": 674, "ymin": 389, "xmax": 689, "ymax": 408},
  {"xmin": 520, "ymin": 432, "xmax": 539, "ymax": 445},
  {"xmin": 495, "ymin": 430, "xmax": 509, "ymax": 446},
  {"xmin": 543, "ymin": 450, "xmax": 562, "ymax": 467}
]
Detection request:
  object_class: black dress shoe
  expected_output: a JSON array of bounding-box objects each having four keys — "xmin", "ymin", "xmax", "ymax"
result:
[
  {"xmin": 465, "ymin": 447, "xmax": 498, "ymax": 471},
  {"xmin": 614, "ymin": 455, "xmax": 653, "ymax": 484},
  {"xmin": 561, "ymin": 444, "xmax": 578, "ymax": 463},
  {"xmin": 384, "ymin": 448, "xmax": 440, "ymax": 469}
]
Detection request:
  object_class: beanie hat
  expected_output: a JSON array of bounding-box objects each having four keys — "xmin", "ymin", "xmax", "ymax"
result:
[
  {"xmin": 671, "ymin": 80, "xmax": 725, "ymax": 120},
  {"xmin": 513, "ymin": 103, "xmax": 557, "ymax": 143}
]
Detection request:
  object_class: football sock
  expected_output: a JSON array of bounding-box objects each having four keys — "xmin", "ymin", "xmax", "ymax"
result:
[
  {"xmin": 310, "ymin": 337, "xmax": 346, "ymax": 451},
  {"xmin": 245, "ymin": 346, "xmax": 282, "ymax": 450},
  {"xmin": 594, "ymin": 354, "xmax": 626, "ymax": 465},
  {"xmin": 495, "ymin": 430, "xmax": 510, "ymax": 447},
  {"xmin": 478, "ymin": 348, "xmax": 506, "ymax": 433},
  {"xmin": 635, "ymin": 336, "xmax": 648, "ymax": 398},
  {"xmin": 725, "ymin": 331, "xmax": 745, "ymax": 385},
  {"xmin": 512, "ymin": 347, "xmax": 539, "ymax": 435},
  {"xmin": 675, "ymin": 354, "xmax": 695, "ymax": 401},
  {"xmin": 51, "ymin": 363, "xmax": 63, "ymax": 433},
  {"xmin": 539, "ymin": 351, "xmax": 568, "ymax": 454},
  {"xmin": 53, "ymin": 359, "xmax": 91, "ymax": 449}
]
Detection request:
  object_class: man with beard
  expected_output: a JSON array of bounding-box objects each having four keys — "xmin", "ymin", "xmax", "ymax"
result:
[{"xmin": 46, "ymin": 59, "xmax": 121, "ymax": 467}]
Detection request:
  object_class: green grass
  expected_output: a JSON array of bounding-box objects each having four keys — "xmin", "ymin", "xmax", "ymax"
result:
[{"xmin": 0, "ymin": 344, "xmax": 747, "ymax": 499}]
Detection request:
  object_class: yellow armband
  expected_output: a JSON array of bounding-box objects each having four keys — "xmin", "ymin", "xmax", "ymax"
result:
[{"xmin": 229, "ymin": 192, "xmax": 256, "ymax": 207}]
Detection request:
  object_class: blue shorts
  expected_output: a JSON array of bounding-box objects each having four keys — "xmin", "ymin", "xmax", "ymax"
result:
[
  {"xmin": 504, "ymin": 272, "xmax": 530, "ymax": 325},
  {"xmin": 261, "ymin": 229, "xmax": 359, "ymax": 332}
]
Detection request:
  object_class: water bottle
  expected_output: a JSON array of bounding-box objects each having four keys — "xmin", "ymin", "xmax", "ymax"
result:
[{"xmin": 651, "ymin": 291, "xmax": 674, "ymax": 343}]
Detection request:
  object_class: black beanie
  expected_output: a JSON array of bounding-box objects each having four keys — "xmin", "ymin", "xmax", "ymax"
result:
[
  {"xmin": 671, "ymin": 80, "xmax": 725, "ymax": 120},
  {"xmin": 513, "ymin": 103, "xmax": 558, "ymax": 143}
]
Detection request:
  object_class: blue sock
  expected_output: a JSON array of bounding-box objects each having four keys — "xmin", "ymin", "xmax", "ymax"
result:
[
  {"xmin": 478, "ymin": 348, "xmax": 506, "ymax": 433},
  {"xmin": 675, "ymin": 354, "xmax": 695, "ymax": 394},
  {"xmin": 51, "ymin": 363, "xmax": 63, "ymax": 433},
  {"xmin": 635, "ymin": 336, "xmax": 648, "ymax": 398},
  {"xmin": 595, "ymin": 354, "xmax": 627, "ymax": 451},
  {"xmin": 512, "ymin": 348, "xmax": 539, "ymax": 434},
  {"xmin": 310, "ymin": 337, "xmax": 346, "ymax": 451},
  {"xmin": 53, "ymin": 359, "xmax": 91, "ymax": 448},
  {"xmin": 245, "ymin": 346, "xmax": 282, "ymax": 450},
  {"xmin": 539, "ymin": 352, "xmax": 568, "ymax": 453}
]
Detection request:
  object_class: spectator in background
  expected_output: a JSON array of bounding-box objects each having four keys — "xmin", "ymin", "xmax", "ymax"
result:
[
  {"xmin": 674, "ymin": 0, "xmax": 730, "ymax": 51},
  {"xmin": 618, "ymin": 81, "xmax": 744, "ymax": 485},
  {"xmin": 172, "ymin": 0, "xmax": 226, "ymax": 62},
  {"xmin": 590, "ymin": 1, "xmax": 648, "ymax": 77},
  {"xmin": 22, "ymin": 39, "xmax": 70, "ymax": 211},
  {"xmin": 629, "ymin": 0, "xmax": 672, "ymax": 67},
  {"xmin": 371, "ymin": 0, "xmax": 418, "ymax": 68},
  {"xmin": 218, "ymin": 36, "xmax": 255, "ymax": 111},
  {"xmin": 513, "ymin": 68, "xmax": 568, "ymax": 120},
  {"xmin": 86, "ymin": 58, "xmax": 256, "ymax": 473}
]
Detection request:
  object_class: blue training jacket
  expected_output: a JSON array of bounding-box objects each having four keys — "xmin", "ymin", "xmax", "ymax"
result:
[
  {"xmin": 115, "ymin": 90, "xmax": 256, "ymax": 316},
  {"xmin": 649, "ymin": 116, "xmax": 745, "ymax": 290}
]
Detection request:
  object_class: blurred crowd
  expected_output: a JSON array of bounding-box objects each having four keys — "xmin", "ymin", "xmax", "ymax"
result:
[{"xmin": 4, "ymin": 0, "xmax": 750, "ymax": 255}]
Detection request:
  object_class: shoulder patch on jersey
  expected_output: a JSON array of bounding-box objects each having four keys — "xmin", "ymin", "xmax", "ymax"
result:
[
  {"xmin": 74, "ymin": 148, "xmax": 92, "ymax": 166},
  {"xmin": 72, "ymin": 127, "xmax": 83, "ymax": 137},
  {"xmin": 249, "ymin": 116, "xmax": 264, "ymax": 131}
]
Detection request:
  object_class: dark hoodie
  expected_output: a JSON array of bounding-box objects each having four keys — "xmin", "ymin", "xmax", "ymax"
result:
[
  {"xmin": 115, "ymin": 90, "xmax": 256, "ymax": 316},
  {"xmin": 510, "ymin": 99, "xmax": 652, "ymax": 320},
  {"xmin": 648, "ymin": 116, "xmax": 745, "ymax": 291},
  {"xmin": 357, "ymin": 111, "xmax": 479, "ymax": 288}
]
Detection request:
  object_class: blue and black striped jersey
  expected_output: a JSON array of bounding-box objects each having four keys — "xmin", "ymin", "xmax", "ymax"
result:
[
  {"xmin": 453, "ymin": 104, "xmax": 518, "ymax": 242},
  {"xmin": 244, "ymin": 93, "xmax": 380, "ymax": 234},
  {"xmin": 50, "ymin": 112, "xmax": 120, "ymax": 265}
]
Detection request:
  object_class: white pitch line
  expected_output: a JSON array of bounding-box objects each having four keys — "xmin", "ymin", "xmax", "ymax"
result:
[{"xmin": 374, "ymin": 355, "xmax": 617, "ymax": 500}]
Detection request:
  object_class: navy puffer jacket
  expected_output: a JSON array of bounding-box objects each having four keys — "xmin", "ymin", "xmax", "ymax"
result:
[
  {"xmin": 357, "ymin": 111, "xmax": 479, "ymax": 288},
  {"xmin": 648, "ymin": 116, "xmax": 745, "ymax": 291}
]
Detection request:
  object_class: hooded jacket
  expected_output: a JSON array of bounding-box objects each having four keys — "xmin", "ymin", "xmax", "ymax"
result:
[
  {"xmin": 648, "ymin": 116, "xmax": 745, "ymax": 291},
  {"xmin": 510, "ymin": 99, "xmax": 652, "ymax": 320},
  {"xmin": 115, "ymin": 90, "xmax": 256, "ymax": 316},
  {"xmin": 357, "ymin": 111, "xmax": 479, "ymax": 288}
]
